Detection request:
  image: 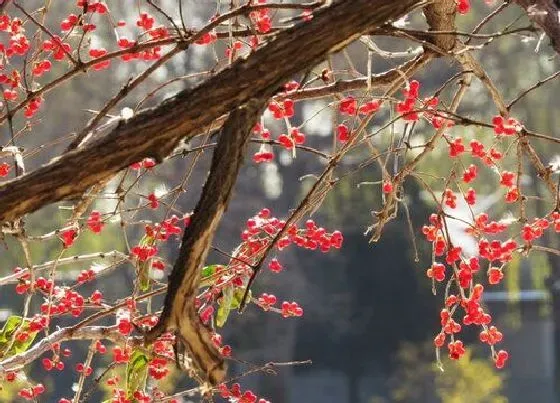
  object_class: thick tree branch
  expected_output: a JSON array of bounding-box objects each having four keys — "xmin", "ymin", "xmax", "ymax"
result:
[
  {"xmin": 0, "ymin": 0, "xmax": 420, "ymax": 223},
  {"xmin": 285, "ymin": 51, "xmax": 433, "ymax": 101},
  {"xmin": 142, "ymin": 98, "xmax": 267, "ymax": 385},
  {"xmin": 423, "ymin": 0, "xmax": 457, "ymax": 51}
]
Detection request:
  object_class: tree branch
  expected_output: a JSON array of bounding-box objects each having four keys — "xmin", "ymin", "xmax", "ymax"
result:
[
  {"xmin": 0, "ymin": 0, "xmax": 420, "ymax": 223},
  {"xmin": 142, "ymin": 98, "xmax": 267, "ymax": 385},
  {"xmin": 423, "ymin": 0, "xmax": 457, "ymax": 51},
  {"xmin": 0, "ymin": 326, "xmax": 134, "ymax": 371}
]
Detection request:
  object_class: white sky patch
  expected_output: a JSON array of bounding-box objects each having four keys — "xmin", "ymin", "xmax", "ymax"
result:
[
  {"xmin": 190, "ymin": 42, "xmax": 209, "ymax": 71},
  {"xmin": 151, "ymin": 268, "xmax": 165, "ymax": 281},
  {"xmin": 90, "ymin": 262, "xmax": 107, "ymax": 274},
  {"xmin": 89, "ymin": 35, "xmax": 103, "ymax": 49},
  {"xmin": 407, "ymin": 134, "xmax": 426, "ymax": 158},
  {"xmin": 262, "ymin": 163, "xmax": 282, "ymax": 199},
  {"xmin": 392, "ymin": 15, "xmax": 409, "ymax": 28},
  {"xmin": 95, "ymin": 176, "xmax": 121, "ymax": 213},
  {"xmin": 520, "ymin": 173, "xmax": 533, "ymax": 186},
  {"xmin": 278, "ymin": 150, "xmax": 293, "ymax": 166},
  {"xmin": 550, "ymin": 154, "xmax": 560, "ymax": 173},
  {"xmin": 527, "ymin": 5, "xmax": 548, "ymax": 17},
  {"xmin": 121, "ymin": 107, "xmax": 134, "ymax": 119},
  {"xmin": 115, "ymin": 62, "xmax": 131, "ymax": 82},
  {"xmin": 153, "ymin": 64, "xmax": 169, "ymax": 81},
  {"xmin": 14, "ymin": 151, "xmax": 24, "ymax": 173},
  {"xmin": 154, "ymin": 184, "xmax": 169, "ymax": 198},
  {"xmin": 499, "ymin": 212, "xmax": 517, "ymax": 226},
  {"xmin": 468, "ymin": 78, "xmax": 485, "ymax": 98},
  {"xmin": 172, "ymin": 51, "xmax": 189, "ymax": 72},
  {"xmin": 0, "ymin": 309, "xmax": 11, "ymax": 321},
  {"xmin": 441, "ymin": 201, "xmax": 478, "ymax": 257},
  {"xmin": 109, "ymin": 212, "xmax": 122, "ymax": 224},
  {"xmin": 301, "ymin": 100, "xmax": 332, "ymax": 136},
  {"xmin": 539, "ymin": 52, "xmax": 556, "ymax": 74}
]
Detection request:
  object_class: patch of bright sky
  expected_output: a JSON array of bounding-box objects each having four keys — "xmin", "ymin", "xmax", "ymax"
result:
[
  {"xmin": 301, "ymin": 101, "xmax": 333, "ymax": 136},
  {"xmin": 262, "ymin": 163, "xmax": 283, "ymax": 200}
]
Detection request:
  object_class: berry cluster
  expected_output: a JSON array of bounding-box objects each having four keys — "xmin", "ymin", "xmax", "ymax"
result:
[{"xmin": 219, "ymin": 383, "xmax": 271, "ymax": 403}]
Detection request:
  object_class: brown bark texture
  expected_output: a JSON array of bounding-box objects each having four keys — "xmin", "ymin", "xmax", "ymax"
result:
[
  {"xmin": 0, "ymin": 0, "xmax": 419, "ymax": 223},
  {"xmin": 144, "ymin": 99, "xmax": 267, "ymax": 384}
]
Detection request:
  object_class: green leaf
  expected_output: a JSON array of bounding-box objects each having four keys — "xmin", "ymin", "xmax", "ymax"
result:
[
  {"xmin": 200, "ymin": 265, "xmax": 220, "ymax": 288},
  {"xmin": 12, "ymin": 331, "xmax": 37, "ymax": 355},
  {"xmin": 215, "ymin": 285, "xmax": 233, "ymax": 327},
  {"xmin": 126, "ymin": 350, "xmax": 149, "ymax": 400},
  {"xmin": 0, "ymin": 316, "xmax": 23, "ymax": 343},
  {"xmin": 0, "ymin": 316, "xmax": 38, "ymax": 357},
  {"xmin": 139, "ymin": 234, "xmax": 155, "ymax": 247},
  {"xmin": 230, "ymin": 288, "xmax": 250, "ymax": 310},
  {"xmin": 138, "ymin": 260, "xmax": 150, "ymax": 292}
]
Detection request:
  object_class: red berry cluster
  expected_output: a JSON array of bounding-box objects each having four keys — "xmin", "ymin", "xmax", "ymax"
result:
[
  {"xmin": 423, "ymin": 211, "xmax": 511, "ymax": 368},
  {"xmin": 396, "ymin": 80, "xmax": 420, "ymax": 121},
  {"xmin": 395, "ymin": 81, "xmax": 453, "ymax": 128},
  {"xmin": 249, "ymin": 0, "xmax": 272, "ymax": 33},
  {"xmin": 87, "ymin": 210, "xmax": 104, "ymax": 233},
  {"xmin": 116, "ymin": 309, "xmax": 132, "ymax": 335},
  {"xmin": 60, "ymin": 228, "xmax": 78, "ymax": 248},
  {"xmin": 281, "ymin": 301, "xmax": 304, "ymax": 317},
  {"xmin": 40, "ymin": 288, "xmax": 85, "ymax": 317},
  {"xmin": 448, "ymin": 137, "xmax": 465, "ymax": 157},
  {"xmin": 130, "ymin": 158, "xmax": 156, "ymax": 170},
  {"xmin": 337, "ymin": 123, "xmax": 350, "ymax": 142},
  {"xmin": 268, "ymin": 99, "xmax": 294, "ymax": 119},
  {"xmin": 339, "ymin": 96, "xmax": 380, "ymax": 117},
  {"xmin": 131, "ymin": 245, "xmax": 157, "ymax": 261},
  {"xmin": 18, "ymin": 384, "xmax": 45, "ymax": 401},
  {"xmin": 492, "ymin": 115, "xmax": 520, "ymax": 136},
  {"xmin": 148, "ymin": 357, "xmax": 169, "ymax": 380},
  {"xmin": 423, "ymin": 199, "xmax": 560, "ymax": 370},
  {"xmin": 112, "ymin": 346, "xmax": 131, "ymax": 363},
  {"xmin": 75, "ymin": 362, "xmax": 93, "ymax": 376},
  {"xmin": 0, "ymin": 161, "xmax": 10, "ymax": 176},
  {"xmin": 219, "ymin": 383, "xmax": 270, "ymax": 403},
  {"xmin": 178, "ymin": 209, "xmax": 343, "ymax": 372},
  {"xmin": 77, "ymin": 268, "xmax": 96, "ymax": 284},
  {"xmin": 212, "ymin": 333, "xmax": 232, "ymax": 357},
  {"xmin": 456, "ymin": 0, "xmax": 471, "ymax": 14},
  {"xmin": 257, "ymin": 293, "xmax": 277, "ymax": 310},
  {"xmin": 252, "ymin": 122, "xmax": 274, "ymax": 163}
]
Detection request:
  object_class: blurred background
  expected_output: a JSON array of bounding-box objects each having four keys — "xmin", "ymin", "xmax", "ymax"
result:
[{"xmin": 1, "ymin": 1, "xmax": 559, "ymax": 402}]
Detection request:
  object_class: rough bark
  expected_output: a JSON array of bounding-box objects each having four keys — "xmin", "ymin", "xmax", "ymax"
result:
[
  {"xmin": 143, "ymin": 99, "xmax": 267, "ymax": 385},
  {"xmin": 423, "ymin": 0, "xmax": 457, "ymax": 51},
  {"xmin": 0, "ymin": 0, "xmax": 420, "ymax": 223}
]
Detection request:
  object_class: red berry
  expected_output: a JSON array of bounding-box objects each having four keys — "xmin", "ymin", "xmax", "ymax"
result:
[
  {"xmin": 488, "ymin": 267, "xmax": 504, "ymax": 285},
  {"xmin": 43, "ymin": 358, "xmax": 53, "ymax": 371},
  {"xmin": 337, "ymin": 124, "xmax": 349, "ymax": 142},
  {"xmin": 268, "ymin": 258, "xmax": 283, "ymax": 273},
  {"xmin": 0, "ymin": 162, "xmax": 10, "ymax": 177},
  {"xmin": 382, "ymin": 181, "xmax": 393, "ymax": 194},
  {"xmin": 495, "ymin": 349, "xmax": 509, "ymax": 369}
]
